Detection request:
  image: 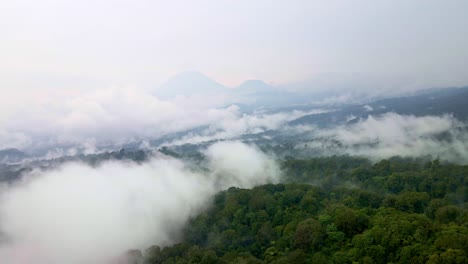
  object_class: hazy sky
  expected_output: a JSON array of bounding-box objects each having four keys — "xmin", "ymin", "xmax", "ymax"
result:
[{"xmin": 1, "ymin": 0, "xmax": 468, "ymax": 89}]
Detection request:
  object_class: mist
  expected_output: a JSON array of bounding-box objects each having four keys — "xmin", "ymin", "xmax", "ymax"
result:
[
  {"xmin": 0, "ymin": 87, "xmax": 232, "ymax": 152},
  {"xmin": 165, "ymin": 108, "xmax": 328, "ymax": 147},
  {"xmin": 0, "ymin": 85, "xmax": 328, "ymax": 158},
  {"xmin": 0, "ymin": 141, "xmax": 280, "ymax": 264},
  {"xmin": 298, "ymin": 113, "xmax": 468, "ymax": 164}
]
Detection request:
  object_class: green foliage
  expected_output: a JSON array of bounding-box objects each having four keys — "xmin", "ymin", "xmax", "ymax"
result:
[{"xmin": 144, "ymin": 157, "xmax": 468, "ymax": 263}]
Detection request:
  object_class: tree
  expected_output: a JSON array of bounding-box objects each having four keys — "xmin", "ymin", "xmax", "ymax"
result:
[
  {"xmin": 334, "ymin": 207, "xmax": 368, "ymax": 237},
  {"xmin": 293, "ymin": 218, "xmax": 324, "ymax": 251}
]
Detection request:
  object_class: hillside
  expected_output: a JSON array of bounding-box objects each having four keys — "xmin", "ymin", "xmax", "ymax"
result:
[
  {"xmin": 140, "ymin": 157, "xmax": 467, "ymax": 264},
  {"xmin": 290, "ymin": 86, "xmax": 468, "ymax": 127}
]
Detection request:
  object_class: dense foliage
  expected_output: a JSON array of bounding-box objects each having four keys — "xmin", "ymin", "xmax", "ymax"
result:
[{"xmin": 144, "ymin": 156, "xmax": 466, "ymax": 263}]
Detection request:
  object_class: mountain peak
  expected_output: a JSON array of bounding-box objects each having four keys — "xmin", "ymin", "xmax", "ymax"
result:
[
  {"xmin": 235, "ymin": 79, "xmax": 276, "ymax": 94},
  {"xmin": 154, "ymin": 71, "xmax": 226, "ymax": 98},
  {"xmin": 237, "ymin": 79, "xmax": 271, "ymax": 89}
]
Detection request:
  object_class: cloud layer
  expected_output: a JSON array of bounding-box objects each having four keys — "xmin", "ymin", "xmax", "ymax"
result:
[
  {"xmin": 0, "ymin": 87, "xmax": 229, "ymax": 151},
  {"xmin": 298, "ymin": 113, "xmax": 468, "ymax": 163},
  {"xmin": 0, "ymin": 141, "xmax": 280, "ymax": 264},
  {"xmin": 0, "ymin": 86, "xmax": 321, "ymax": 156}
]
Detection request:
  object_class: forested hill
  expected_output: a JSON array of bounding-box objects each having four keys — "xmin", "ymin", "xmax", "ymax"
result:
[
  {"xmin": 140, "ymin": 157, "xmax": 467, "ymax": 264},
  {"xmin": 290, "ymin": 86, "xmax": 468, "ymax": 127}
]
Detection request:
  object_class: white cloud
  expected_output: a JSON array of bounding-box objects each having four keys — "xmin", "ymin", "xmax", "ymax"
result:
[
  {"xmin": 204, "ymin": 141, "xmax": 280, "ymax": 188},
  {"xmin": 363, "ymin": 105, "xmax": 373, "ymax": 111},
  {"xmin": 304, "ymin": 113, "xmax": 468, "ymax": 163},
  {"xmin": 166, "ymin": 109, "xmax": 328, "ymax": 146},
  {"xmin": 0, "ymin": 87, "xmax": 245, "ymax": 152},
  {"xmin": 0, "ymin": 141, "xmax": 280, "ymax": 264},
  {"xmin": 0, "ymin": 83, "xmax": 331, "ymax": 159}
]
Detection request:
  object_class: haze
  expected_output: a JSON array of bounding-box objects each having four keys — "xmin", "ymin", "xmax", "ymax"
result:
[
  {"xmin": 1, "ymin": 0, "xmax": 468, "ymax": 91},
  {"xmin": 0, "ymin": 1, "xmax": 467, "ymax": 263}
]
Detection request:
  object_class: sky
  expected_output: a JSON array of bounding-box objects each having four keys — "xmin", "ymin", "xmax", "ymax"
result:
[
  {"xmin": 1, "ymin": 0, "xmax": 468, "ymax": 152},
  {"xmin": 1, "ymin": 0, "xmax": 468, "ymax": 90}
]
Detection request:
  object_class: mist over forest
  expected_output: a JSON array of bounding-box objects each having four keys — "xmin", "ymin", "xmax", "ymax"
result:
[{"xmin": 1, "ymin": 1, "xmax": 467, "ymax": 264}]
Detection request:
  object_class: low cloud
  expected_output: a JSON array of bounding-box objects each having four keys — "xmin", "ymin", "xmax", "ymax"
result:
[
  {"xmin": 0, "ymin": 141, "xmax": 280, "ymax": 264},
  {"xmin": 166, "ymin": 108, "xmax": 328, "ymax": 146},
  {"xmin": 205, "ymin": 141, "xmax": 280, "ymax": 188},
  {"xmin": 0, "ymin": 86, "xmax": 326, "ymax": 157},
  {"xmin": 299, "ymin": 113, "xmax": 468, "ymax": 163},
  {"xmin": 363, "ymin": 105, "xmax": 373, "ymax": 111},
  {"xmin": 0, "ymin": 87, "xmax": 239, "ymax": 152}
]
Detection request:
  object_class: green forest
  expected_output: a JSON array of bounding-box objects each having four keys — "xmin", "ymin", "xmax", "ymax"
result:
[{"xmin": 141, "ymin": 156, "xmax": 466, "ymax": 264}]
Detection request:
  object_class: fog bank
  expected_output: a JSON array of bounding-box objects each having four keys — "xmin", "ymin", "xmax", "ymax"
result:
[
  {"xmin": 0, "ymin": 142, "xmax": 280, "ymax": 264},
  {"xmin": 299, "ymin": 113, "xmax": 468, "ymax": 163}
]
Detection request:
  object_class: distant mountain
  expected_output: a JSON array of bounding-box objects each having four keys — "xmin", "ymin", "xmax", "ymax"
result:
[
  {"xmin": 153, "ymin": 72, "xmax": 310, "ymax": 108},
  {"xmin": 0, "ymin": 148, "xmax": 28, "ymax": 164},
  {"xmin": 153, "ymin": 71, "xmax": 226, "ymax": 98},
  {"xmin": 289, "ymin": 86, "xmax": 468, "ymax": 127},
  {"xmin": 231, "ymin": 79, "xmax": 308, "ymax": 108},
  {"xmin": 278, "ymin": 73, "xmax": 423, "ymax": 105},
  {"xmin": 235, "ymin": 80, "xmax": 275, "ymax": 94}
]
